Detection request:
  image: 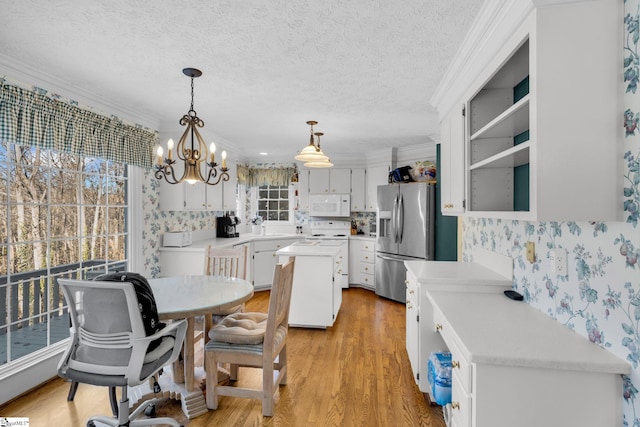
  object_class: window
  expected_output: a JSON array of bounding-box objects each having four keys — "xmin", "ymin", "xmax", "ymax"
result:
[
  {"xmin": 257, "ymin": 185, "xmax": 290, "ymax": 221},
  {"xmin": 0, "ymin": 141, "xmax": 128, "ymax": 366}
]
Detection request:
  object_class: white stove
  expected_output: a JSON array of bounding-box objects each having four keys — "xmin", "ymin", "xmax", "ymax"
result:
[
  {"xmin": 305, "ymin": 220, "xmax": 350, "ymax": 288},
  {"xmin": 307, "ymin": 220, "xmax": 351, "ymax": 240}
]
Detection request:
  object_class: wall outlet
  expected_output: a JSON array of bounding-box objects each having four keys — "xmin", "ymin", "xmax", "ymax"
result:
[
  {"xmin": 549, "ymin": 248, "xmax": 568, "ymax": 276},
  {"xmin": 526, "ymin": 242, "xmax": 535, "ymax": 263}
]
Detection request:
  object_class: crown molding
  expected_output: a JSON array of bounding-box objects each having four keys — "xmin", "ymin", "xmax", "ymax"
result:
[
  {"xmin": 0, "ymin": 53, "xmax": 160, "ymax": 130},
  {"xmin": 430, "ymin": 0, "xmax": 534, "ymax": 119}
]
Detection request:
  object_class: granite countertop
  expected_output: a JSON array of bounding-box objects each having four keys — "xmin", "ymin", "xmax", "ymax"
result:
[{"xmin": 427, "ymin": 290, "xmax": 630, "ymax": 375}]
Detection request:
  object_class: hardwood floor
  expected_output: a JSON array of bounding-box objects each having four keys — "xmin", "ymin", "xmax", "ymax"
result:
[{"xmin": 1, "ymin": 288, "xmax": 445, "ymax": 426}]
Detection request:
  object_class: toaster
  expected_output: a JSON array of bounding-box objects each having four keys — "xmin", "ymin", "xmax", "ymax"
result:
[{"xmin": 163, "ymin": 231, "xmax": 193, "ymax": 247}]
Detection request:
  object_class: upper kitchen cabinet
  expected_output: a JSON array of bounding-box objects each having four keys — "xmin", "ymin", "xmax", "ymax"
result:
[
  {"xmin": 433, "ymin": 0, "xmax": 621, "ymax": 222},
  {"xmin": 350, "ymin": 169, "xmax": 366, "ymax": 211},
  {"xmin": 158, "ymin": 157, "xmax": 238, "ymax": 212},
  {"xmin": 365, "ymin": 165, "xmax": 389, "ymax": 212},
  {"xmin": 297, "ymin": 169, "xmax": 310, "ymax": 211},
  {"xmin": 439, "ymin": 107, "xmax": 466, "ymax": 216},
  {"xmin": 222, "ymin": 159, "xmax": 237, "ymax": 211},
  {"xmin": 309, "ymin": 169, "xmax": 351, "ymax": 194}
]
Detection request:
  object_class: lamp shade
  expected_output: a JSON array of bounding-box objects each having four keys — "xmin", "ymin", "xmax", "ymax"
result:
[
  {"xmin": 304, "ymin": 158, "xmax": 334, "ymax": 168},
  {"xmin": 294, "ymin": 144, "xmax": 329, "ymax": 162}
]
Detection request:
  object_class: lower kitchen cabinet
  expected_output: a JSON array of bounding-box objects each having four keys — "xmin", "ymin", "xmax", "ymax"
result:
[
  {"xmin": 277, "ymin": 243, "xmax": 342, "ymax": 328},
  {"xmin": 251, "ymin": 238, "xmax": 300, "ymax": 291},
  {"xmin": 404, "ymin": 252, "xmax": 512, "ymax": 399},
  {"xmin": 349, "ymin": 238, "xmax": 375, "ymax": 290},
  {"xmin": 428, "ymin": 291, "xmax": 629, "ymax": 427}
]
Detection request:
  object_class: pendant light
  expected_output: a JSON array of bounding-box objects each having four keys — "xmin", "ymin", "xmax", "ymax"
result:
[{"xmin": 294, "ymin": 121, "xmax": 333, "ymax": 167}]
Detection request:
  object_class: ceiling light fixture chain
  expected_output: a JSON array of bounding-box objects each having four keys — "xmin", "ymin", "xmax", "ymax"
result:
[{"xmin": 155, "ymin": 67, "xmax": 229, "ymax": 186}]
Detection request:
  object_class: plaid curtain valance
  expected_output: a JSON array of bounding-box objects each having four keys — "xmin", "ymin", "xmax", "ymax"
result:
[
  {"xmin": 237, "ymin": 163, "xmax": 296, "ymax": 187},
  {"xmin": 0, "ymin": 83, "xmax": 158, "ymax": 168}
]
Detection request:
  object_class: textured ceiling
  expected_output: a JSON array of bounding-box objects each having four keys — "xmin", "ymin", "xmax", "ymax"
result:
[{"xmin": 0, "ymin": 0, "xmax": 482, "ymax": 163}]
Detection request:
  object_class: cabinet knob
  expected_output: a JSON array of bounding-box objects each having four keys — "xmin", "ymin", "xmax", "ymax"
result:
[
  {"xmin": 404, "ymin": 279, "xmax": 409, "ymax": 284},
  {"xmin": 408, "ymin": 289, "xmax": 414, "ymax": 294},
  {"xmin": 451, "ymin": 402, "xmax": 460, "ymax": 410},
  {"xmin": 435, "ymin": 323, "xmax": 443, "ymax": 331},
  {"xmin": 364, "ymin": 267, "xmax": 368, "ymax": 271},
  {"xmin": 452, "ymin": 360, "xmax": 460, "ymax": 369}
]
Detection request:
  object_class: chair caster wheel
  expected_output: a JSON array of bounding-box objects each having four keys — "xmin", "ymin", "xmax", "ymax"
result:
[{"xmin": 144, "ymin": 404, "xmax": 156, "ymax": 417}]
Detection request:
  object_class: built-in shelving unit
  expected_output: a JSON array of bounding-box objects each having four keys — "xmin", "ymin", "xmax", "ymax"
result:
[{"xmin": 467, "ymin": 39, "xmax": 530, "ymax": 214}]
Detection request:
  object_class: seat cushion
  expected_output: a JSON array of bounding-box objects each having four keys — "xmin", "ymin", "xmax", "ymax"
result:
[{"xmin": 209, "ymin": 312, "xmax": 268, "ymax": 345}]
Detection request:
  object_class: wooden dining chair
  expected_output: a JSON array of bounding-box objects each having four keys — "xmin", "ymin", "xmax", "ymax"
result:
[
  {"xmin": 203, "ymin": 245, "xmax": 248, "ymax": 343},
  {"xmin": 204, "ymin": 257, "xmax": 295, "ymax": 416}
]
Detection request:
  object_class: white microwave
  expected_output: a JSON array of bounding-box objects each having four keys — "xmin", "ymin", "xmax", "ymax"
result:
[{"xmin": 309, "ymin": 194, "xmax": 351, "ymax": 217}]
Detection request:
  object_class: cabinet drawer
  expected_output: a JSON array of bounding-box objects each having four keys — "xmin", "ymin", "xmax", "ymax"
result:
[
  {"xmin": 432, "ymin": 305, "xmax": 471, "ymax": 392},
  {"xmin": 361, "ymin": 273, "xmax": 374, "ymax": 286},
  {"xmin": 448, "ymin": 338, "xmax": 472, "ymax": 394},
  {"xmin": 360, "ymin": 261, "xmax": 374, "ymax": 275},
  {"xmin": 450, "ymin": 369, "xmax": 472, "ymax": 427},
  {"xmin": 361, "ymin": 242, "xmax": 374, "ymax": 253},
  {"xmin": 360, "ymin": 252, "xmax": 374, "ymax": 263}
]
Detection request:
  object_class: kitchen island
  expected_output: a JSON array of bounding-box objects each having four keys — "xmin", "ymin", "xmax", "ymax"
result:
[{"xmin": 276, "ymin": 241, "xmax": 342, "ymax": 328}]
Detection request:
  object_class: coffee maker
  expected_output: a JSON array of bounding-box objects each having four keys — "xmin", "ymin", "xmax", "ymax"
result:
[{"xmin": 216, "ymin": 214, "xmax": 240, "ymax": 238}]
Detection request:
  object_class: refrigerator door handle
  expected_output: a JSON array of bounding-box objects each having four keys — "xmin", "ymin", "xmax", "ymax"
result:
[
  {"xmin": 398, "ymin": 193, "xmax": 404, "ymax": 244},
  {"xmin": 376, "ymin": 253, "xmax": 415, "ymax": 262},
  {"xmin": 392, "ymin": 195, "xmax": 399, "ymax": 243}
]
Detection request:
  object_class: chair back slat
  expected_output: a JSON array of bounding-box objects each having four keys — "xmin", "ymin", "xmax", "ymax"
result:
[
  {"xmin": 264, "ymin": 258, "xmax": 295, "ymax": 353},
  {"xmin": 204, "ymin": 246, "xmax": 247, "ymax": 279}
]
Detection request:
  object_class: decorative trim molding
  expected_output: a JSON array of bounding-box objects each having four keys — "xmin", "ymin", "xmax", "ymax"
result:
[
  {"xmin": 430, "ymin": 0, "xmax": 534, "ymax": 119},
  {"xmin": 0, "ymin": 54, "xmax": 160, "ymax": 130}
]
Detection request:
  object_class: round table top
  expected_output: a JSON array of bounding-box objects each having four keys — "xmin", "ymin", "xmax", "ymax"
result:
[{"xmin": 149, "ymin": 275, "xmax": 254, "ymax": 320}]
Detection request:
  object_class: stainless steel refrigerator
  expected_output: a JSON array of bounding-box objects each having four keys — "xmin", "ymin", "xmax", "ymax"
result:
[{"xmin": 375, "ymin": 182, "xmax": 435, "ymax": 302}]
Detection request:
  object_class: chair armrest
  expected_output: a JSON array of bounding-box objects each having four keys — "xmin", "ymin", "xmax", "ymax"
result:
[{"xmin": 127, "ymin": 319, "xmax": 188, "ymax": 384}]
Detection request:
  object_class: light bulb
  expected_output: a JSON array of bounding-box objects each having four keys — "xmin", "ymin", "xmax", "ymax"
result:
[{"xmin": 166, "ymin": 138, "xmax": 174, "ymax": 160}]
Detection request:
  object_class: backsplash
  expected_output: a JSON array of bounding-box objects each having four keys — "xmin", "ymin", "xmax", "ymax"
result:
[{"xmin": 462, "ymin": 2, "xmax": 640, "ymax": 424}]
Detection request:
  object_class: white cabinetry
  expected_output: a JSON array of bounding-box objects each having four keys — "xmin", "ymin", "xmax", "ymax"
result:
[
  {"xmin": 185, "ymin": 178, "xmax": 223, "ymax": 210},
  {"xmin": 404, "ymin": 254, "xmax": 512, "ymax": 399},
  {"xmin": 350, "ymin": 169, "xmax": 366, "ymax": 211},
  {"xmin": 349, "ymin": 238, "xmax": 375, "ymax": 290},
  {"xmin": 428, "ymin": 291, "xmax": 629, "ymax": 427},
  {"xmin": 440, "ymin": 107, "xmax": 466, "ymax": 216},
  {"xmin": 158, "ymin": 247, "xmax": 205, "ymax": 277},
  {"xmin": 158, "ymin": 160, "xmax": 237, "ymax": 212},
  {"xmin": 277, "ymin": 244, "xmax": 343, "ymax": 328},
  {"xmin": 309, "ymin": 169, "xmax": 351, "ymax": 194},
  {"xmin": 365, "ymin": 165, "xmax": 388, "ymax": 211},
  {"xmin": 463, "ymin": 1, "xmax": 619, "ymax": 221},
  {"xmin": 251, "ymin": 238, "xmax": 300, "ymax": 291},
  {"xmin": 297, "ymin": 169, "xmax": 310, "ymax": 211}
]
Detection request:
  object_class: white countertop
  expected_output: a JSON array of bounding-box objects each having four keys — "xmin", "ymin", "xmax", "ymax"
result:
[
  {"xmin": 159, "ymin": 233, "xmax": 302, "ymax": 251},
  {"xmin": 427, "ymin": 290, "xmax": 630, "ymax": 375},
  {"xmin": 405, "ymin": 260, "xmax": 513, "ymax": 288},
  {"xmin": 349, "ymin": 234, "xmax": 376, "ymax": 241},
  {"xmin": 276, "ymin": 242, "xmax": 342, "ymax": 257}
]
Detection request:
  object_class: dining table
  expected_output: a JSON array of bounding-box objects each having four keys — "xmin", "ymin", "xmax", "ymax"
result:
[{"xmin": 129, "ymin": 274, "xmax": 254, "ymax": 419}]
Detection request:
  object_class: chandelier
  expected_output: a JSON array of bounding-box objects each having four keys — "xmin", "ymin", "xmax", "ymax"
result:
[
  {"xmin": 294, "ymin": 121, "xmax": 333, "ymax": 168},
  {"xmin": 155, "ymin": 68, "xmax": 229, "ymax": 185}
]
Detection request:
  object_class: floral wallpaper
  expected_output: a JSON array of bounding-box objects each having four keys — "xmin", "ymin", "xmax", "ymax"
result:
[{"xmin": 462, "ymin": 2, "xmax": 640, "ymax": 424}]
